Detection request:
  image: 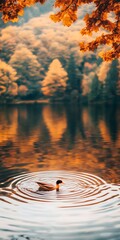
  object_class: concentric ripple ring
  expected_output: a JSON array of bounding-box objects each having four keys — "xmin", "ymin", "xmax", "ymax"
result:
[{"xmin": 0, "ymin": 171, "xmax": 120, "ymax": 209}]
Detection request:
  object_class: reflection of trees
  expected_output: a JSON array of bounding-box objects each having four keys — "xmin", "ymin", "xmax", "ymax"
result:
[
  {"xmin": 88, "ymin": 105, "xmax": 120, "ymax": 143},
  {"xmin": 104, "ymin": 104, "xmax": 118, "ymax": 142},
  {"xmin": 17, "ymin": 104, "xmax": 43, "ymax": 137},
  {"xmin": 0, "ymin": 104, "xmax": 44, "ymax": 171},
  {"xmin": 0, "ymin": 104, "xmax": 120, "ymax": 183},
  {"xmin": 16, "ymin": 104, "xmax": 46, "ymax": 157},
  {"xmin": 62, "ymin": 104, "xmax": 86, "ymax": 146},
  {"xmin": 42, "ymin": 105, "xmax": 67, "ymax": 142},
  {"xmin": 99, "ymin": 120, "xmax": 111, "ymax": 143},
  {"xmin": 0, "ymin": 106, "xmax": 18, "ymax": 143}
]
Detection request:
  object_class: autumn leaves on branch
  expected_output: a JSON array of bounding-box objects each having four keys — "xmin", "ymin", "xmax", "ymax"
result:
[{"xmin": 0, "ymin": 0, "xmax": 120, "ymax": 60}]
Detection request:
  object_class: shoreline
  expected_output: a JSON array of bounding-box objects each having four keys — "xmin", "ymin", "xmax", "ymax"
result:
[{"xmin": 0, "ymin": 98, "xmax": 120, "ymax": 106}]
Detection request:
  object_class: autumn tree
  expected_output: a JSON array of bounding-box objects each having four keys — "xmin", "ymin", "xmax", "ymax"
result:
[
  {"xmin": 9, "ymin": 44, "xmax": 43, "ymax": 92},
  {"xmin": 88, "ymin": 75, "xmax": 102, "ymax": 102},
  {"xmin": 67, "ymin": 54, "xmax": 78, "ymax": 90},
  {"xmin": 106, "ymin": 60, "xmax": 119, "ymax": 98},
  {"xmin": 41, "ymin": 59, "xmax": 68, "ymax": 97},
  {"xmin": 0, "ymin": 0, "xmax": 119, "ymax": 60},
  {"xmin": 0, "ymin": 59, "xmax": 18, "ymax": 101}
]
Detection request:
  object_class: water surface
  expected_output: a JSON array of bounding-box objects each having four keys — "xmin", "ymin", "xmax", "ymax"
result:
[{"xmin": 0, "ymin": 103, "xmax": 120, "ymax": 240}]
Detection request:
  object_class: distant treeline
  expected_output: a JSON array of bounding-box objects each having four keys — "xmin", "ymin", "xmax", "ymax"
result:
[{"xmin": 0, "ymin": 4, "xmax": 120, "ymax": 103}]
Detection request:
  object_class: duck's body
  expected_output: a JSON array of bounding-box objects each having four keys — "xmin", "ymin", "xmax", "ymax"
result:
[
  {"xmin": 36, "ymin": 182, "xmax": 55, "ymax": 191},
  {"xmin": 36, "ymin": 180, "xmax": 63, "ymax": 191}
]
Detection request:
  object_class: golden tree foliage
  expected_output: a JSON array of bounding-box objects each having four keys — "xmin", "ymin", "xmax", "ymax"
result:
[{"xmin": 0, "ymin": 0, "xmax": 120, "ymax": 60}]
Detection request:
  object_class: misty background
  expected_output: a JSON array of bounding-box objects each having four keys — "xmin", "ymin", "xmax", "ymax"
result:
[{"xmin": 0, "ymin": 1, "xmax": 119, "ymax": 103}]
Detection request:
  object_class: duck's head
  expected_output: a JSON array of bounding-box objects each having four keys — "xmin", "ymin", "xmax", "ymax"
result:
[
  {"xmin": 56, "ymin": 180, "xmax": 63, "ymax": 191},
  {"xmin": 56, "ymin": 180, "xmax": 63, "ymax": 185}
]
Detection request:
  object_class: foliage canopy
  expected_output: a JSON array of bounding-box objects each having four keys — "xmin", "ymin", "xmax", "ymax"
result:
[
  {"xmin": 0, "ymin": 0, "xmax": 120, "ymax": 60},
  {"xmin": 41, "ymin": 59, "xmax": 68, "ymax": 97}
]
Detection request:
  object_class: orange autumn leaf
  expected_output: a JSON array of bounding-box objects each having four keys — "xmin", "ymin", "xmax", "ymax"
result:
[
  {"xmin": 0, "ymin": 0, "xmax": 120, "ymax": 61},
  {"xmin": 62, "ymin": 13, "xmax": 73, "ymax": 26}
]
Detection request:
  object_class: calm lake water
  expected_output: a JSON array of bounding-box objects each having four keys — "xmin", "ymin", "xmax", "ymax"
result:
[{"xmin": 0, "ymin": 103, "xmax": 120, "ymax": 240}]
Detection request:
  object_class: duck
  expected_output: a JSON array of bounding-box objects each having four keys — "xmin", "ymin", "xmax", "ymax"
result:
[{"xmin": 36, "ymin": 179, "xmax": 63, "ymax": 191}]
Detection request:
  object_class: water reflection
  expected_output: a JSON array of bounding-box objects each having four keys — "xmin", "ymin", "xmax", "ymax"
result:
[
  {"xmin": 0, "ymin": 103, "xmax": 120, "ymax": 183},
  {"xmin": 0, "ymin": 103, "xmax": 120, "ymax": 240},
  {"xmin": 42, "ymin": 105, "xmax": 67, "ymax": 142},
  {"xmin": 0, "ymin": 170, "xmax": 120, "ymax": 240}
]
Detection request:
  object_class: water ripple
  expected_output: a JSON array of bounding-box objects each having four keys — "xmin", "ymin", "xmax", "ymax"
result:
[
  {"xmin": 0, "ymin": 171, "xmax": 120, "ymax": 240},
  {"xmin": 0, "ymin": 171, "xmax": 120, "ymax": 209}
]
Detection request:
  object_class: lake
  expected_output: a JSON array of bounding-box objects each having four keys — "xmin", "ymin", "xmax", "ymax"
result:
[{"xmin": 0, "ymin": 103, "xmax": 120, "ymax": 240}]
